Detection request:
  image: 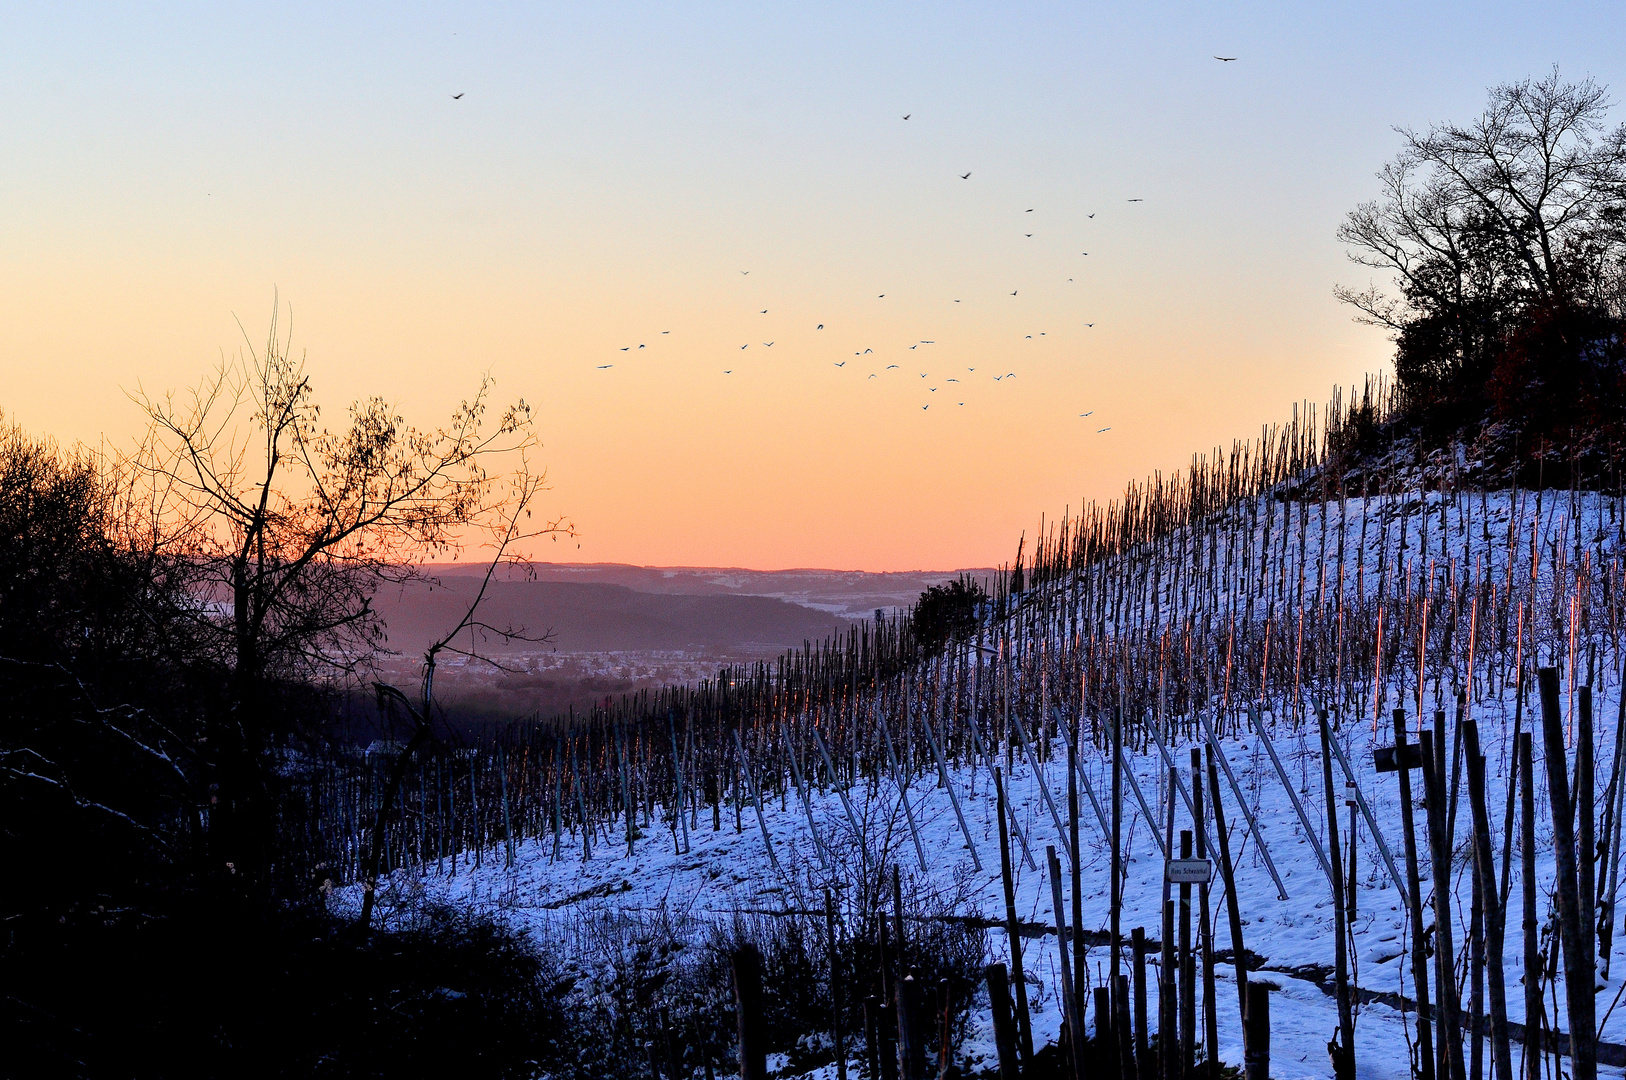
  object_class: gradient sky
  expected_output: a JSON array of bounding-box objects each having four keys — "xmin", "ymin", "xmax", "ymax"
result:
[{"xmin": 2, "ymin": 3, "xmax": 1622, "ymax": 571}]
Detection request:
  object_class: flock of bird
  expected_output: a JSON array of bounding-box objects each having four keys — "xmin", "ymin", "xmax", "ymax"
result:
[
  {"xmin": 587, "ymin": 179, "xmax": 1132, "ymax": 430},
  {"xmin": 582, "ymin": 127, "xmax": 1147, "ymax": 428},
  {"xmin": 530, "ymin": 57, "xmax": 1238, "ymax": 432}
]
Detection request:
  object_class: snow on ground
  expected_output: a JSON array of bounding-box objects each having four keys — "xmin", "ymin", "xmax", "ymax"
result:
[{"xmin": 346, "ymin": 671, "xmax": 1626, "ymax": 1080}]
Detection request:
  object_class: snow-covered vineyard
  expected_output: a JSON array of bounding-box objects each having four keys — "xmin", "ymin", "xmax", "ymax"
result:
[
  {"xmin": 344, "ymin": 672, "xmax": 1626, "ymax": 1080},
  {"xmin": 326, "ymin": 398, "xmax": 1626, "ymax": 1080}
]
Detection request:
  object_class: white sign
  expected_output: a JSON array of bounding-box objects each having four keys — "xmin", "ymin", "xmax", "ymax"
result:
[{"xmin": 1165, "ymin": 858, "xmax": 1214, "ymax": 884}]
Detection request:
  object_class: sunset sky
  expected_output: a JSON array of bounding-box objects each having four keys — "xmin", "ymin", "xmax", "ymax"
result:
[{"xmin": 3, "ymin": 3, "xmax": 1621, "ymax": 571}]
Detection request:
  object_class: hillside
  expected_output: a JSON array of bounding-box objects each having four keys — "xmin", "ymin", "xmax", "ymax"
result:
[{"xmin": 333, "ymin": 456, "xmax": 1626, "ymax": 1078}]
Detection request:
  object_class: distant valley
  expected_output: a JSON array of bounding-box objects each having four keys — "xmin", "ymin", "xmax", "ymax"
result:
[{"xmin": 365, "ymin": 562, "xmax": 996, "ymax": 721}]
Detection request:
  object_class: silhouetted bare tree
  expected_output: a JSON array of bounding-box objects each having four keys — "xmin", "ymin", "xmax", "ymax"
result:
[
  {"xmin": 128, "ymin": 300, "xmax": 571, "ymax": 886},
  {"xmin": 1336, "ymin": 70, "xmax": 1626, "ymax": 425}
]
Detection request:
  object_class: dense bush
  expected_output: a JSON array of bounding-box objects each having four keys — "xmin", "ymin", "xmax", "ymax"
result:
[
  {"xmin": 3, "ymin": 902, "xmax": 565, "ymax": 1079},
  {"xmin": 912, "ymin": 577, "xmax": 988, "ymax": 659}
]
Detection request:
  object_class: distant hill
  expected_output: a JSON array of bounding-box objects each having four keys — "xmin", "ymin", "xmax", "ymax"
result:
[
  {"xmin": 411, "ymin": 561, "xmax": 1000, "ymax": 620},
  {"xmin": 364, "ymin": 563, "xmax": 995, "ymax": 722},
  {"xmin": 369, "ymin": 577, "xmax": 849, "ymax": 656}
]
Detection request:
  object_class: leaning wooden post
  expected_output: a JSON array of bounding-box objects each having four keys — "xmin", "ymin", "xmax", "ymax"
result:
[
  {"xmin": 1205, "ymin": 746, "xmax": 1248, "ymax": 1037},
  {"xmin": 732, "ymin": 729, "xmax": 780, "ymax": 872},
  {"xmin": 731, "ymin": 943, "xmax": 769, "ymax": 1080},
  {"xmin": 985, "ymin": 963, "xmax": 1022, "ymax": 1080},
  {"xmin": 1462, "ymin": 721, "xmax": 1512, "ymax": 1080},
  {"xmin": 667, "ymin": 714, "xmax": 691, "ymax": 856},
  {"xmin": 1318, "ymin": 713, "xmax": 1354, "ymax": 1080},
  {"xmin": 1243, "ymin": 983, "xmax": 1269, "ymax": 1080},
  {"xmin": 1537, "ymin": 667, "xmax": 1595, "ymax": 1080}
]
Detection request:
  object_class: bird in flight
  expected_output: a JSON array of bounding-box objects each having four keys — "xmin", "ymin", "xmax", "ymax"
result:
[
  {"xmin": 1025, "ymin": 234, "xmax": 1033, "ymax": 238},
  {"xmin": 878, "ymin": 294, "xmax": 885, "ymax": 298},
  {"xmin": 724, "ymin": 369, "xmax": 733, "ymax": 374},
  {"xmin": 763, "ymin": 342, "xmax": 774, "ymax": 347},
  {"xmin": 816, "ymin": 324, "xmax": 824, "ymax": 330},
  {"xmin": 1085, "ymin": 323, "xmax": 1094, "ymax": 327},
  {"xmin": 1026, "ymin": 209, "xmax": 1033, "ymax": 213},
  {"xmin": 452, "ymin": 93, "xmax": 464, "ymax": 99},
  {"xmin": 1098, "ymin": 427, "xmax": 1111, "ymax": 432},
  {"xmin": 662, "ymin": 330, "xmax": 670, "ymax": 334},
  {"xmin": 740, "ymin": 270, "xmax": 749, "ymax": 275},
  {"xmin": 864, "ymin": 349, "xmax": 873, "ymax": 354},
  {"xmin": 1214, "ymin": 56, "xmax": 1237, "ymax": 61},
  {"xmin": 1010, "ymin": 290, "xmax": 1018, "ymax": 296},
  {"xmin": 922, "ymin": 405, "xmax": 929, "ymax": 410},
  {"xmin": 946, "ymin": 378, "xmax": 959, "ymax": 383},
  {"xmin": 902, "ymin": 114, "xmax": 911, "ymax": 120},
  {"xmin": 868, "ymin": 373, "xmax": 877, "ymax": 379},
  {"xmin": 960, "ymin": 172, "xmax": 972, "ymax": 179},
  {"xmin": 886, "ymin": 364, "xmax": 899, "ymax": 369},
  {"xmin": 741, "ymin": 344, "xmax": 749, "ymax": 349},
  {"xmin": 1080, "ymin": 411, "xmax": 1093, "ymax": 417},
  {"xmin": 1025, "ymin": 335, "xmax": 1032, "ymax": 339},
  {"xmin": 835, "ymin": 361, "xmax": 846, "ymax": 367},
  {"xmin": 620, "ymin": 347, "xmax": 630, "ymax": 351},
  {"xmin": 1088, "ymin": 213, "xmax": 1095, "ymax": 219},
  {"xmin": 760, "ymin": 309, "xmax": 768, "ymax": 314},
  {"xmin": 1127, "ymin": 198, "xmax": 1144, "ymax": 202},
  {"xmin": 920, "ymin": 340, "xmax": 934, "ymax": 344},
  {"xmin": 596, "ymin": 364, "xmax": 612, "ymax": 369}
]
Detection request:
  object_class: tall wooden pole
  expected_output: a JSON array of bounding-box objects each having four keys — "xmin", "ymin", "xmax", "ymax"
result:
[
  {"xmin": 1462, "ymin": 721, "xmax": 1512, "ymax": 1080},
  {"xmin": 1519, "ymin": 733, "xmax": 1541, "ymax": 1080},
  {"xmin": 996, "ymin": 768, "xmax": 1034, "ymax": 1063},
  {"xmin": 1194, "ymin": 748, "xmax": 1218, "ymax": 1080},
  {"xmin": 1392, "ymin": 709, "xmax": 1436, "ymax": 1080},
  {"xmin": 1179, "ymin": 828, "xmax": 1195, "ymax": 1080},
  {"xmin": 1319, "ymin": 713, "xmax": 1354, "ymax": 1080},
  {"xmin": 732, "ymin": 944, "xmax": 768, "ymax": 1080},
  {"xmin": 1537, "ymin": 667, "xmax": 1594, "ymax": 1080}
]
